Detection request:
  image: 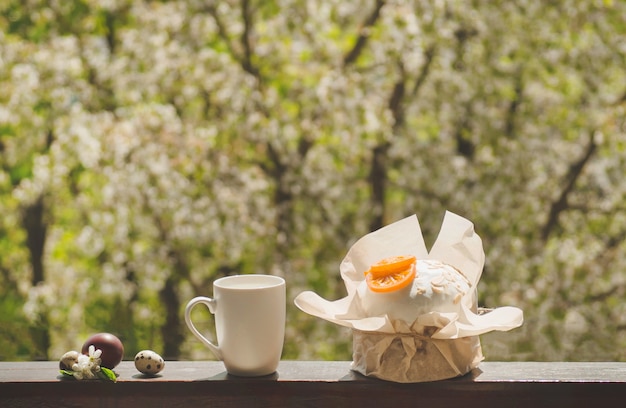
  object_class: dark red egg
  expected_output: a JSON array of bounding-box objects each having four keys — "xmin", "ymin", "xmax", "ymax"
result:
[{"xmin": 81, "ymin": 333, "xmax": 124, "ymax": 369}]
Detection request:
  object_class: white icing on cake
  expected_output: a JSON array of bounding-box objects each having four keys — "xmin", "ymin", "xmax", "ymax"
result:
[{"xmin": 357, "ymin": 259, "xmax": 472, "ymax": 324}]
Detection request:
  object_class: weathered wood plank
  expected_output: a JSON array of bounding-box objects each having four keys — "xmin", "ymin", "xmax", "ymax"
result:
[
  {"xmin": 3, "ymin": 361, "xmax": 626, "ymax": 382},
  {"xmin": 1, "ymin": 361, "xmax": 626, "ymax": 408}
]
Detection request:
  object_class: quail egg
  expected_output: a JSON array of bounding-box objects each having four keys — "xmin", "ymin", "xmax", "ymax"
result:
[{"xmin": 134, "ymin": 350, "xmax": 165, "ymax": 375}]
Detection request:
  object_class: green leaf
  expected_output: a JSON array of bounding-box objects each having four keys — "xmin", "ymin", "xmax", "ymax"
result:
[
  {"xmin": 60, "ymin": 370, "xmax": 75, "ymax": 378},
  {"xmin": 98, "ymin": 367, "xmax": 117, "ymax": 383}
]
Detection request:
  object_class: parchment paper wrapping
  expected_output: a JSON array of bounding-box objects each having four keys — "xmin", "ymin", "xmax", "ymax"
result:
[{"xmin": 294, "ymin": 211, "xmax": 524, "ymax": 382}]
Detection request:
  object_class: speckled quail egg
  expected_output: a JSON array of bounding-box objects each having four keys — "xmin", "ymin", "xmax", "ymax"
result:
[{"xmin": 134, "ymin": 350, "xmax": 165, "ymax": 375}]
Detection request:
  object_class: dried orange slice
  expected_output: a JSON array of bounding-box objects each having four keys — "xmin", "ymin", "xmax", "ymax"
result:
[
  {"xmin": 367, "ymin": 255, "xmax": 417, "ymax": 279},
  {"xmin": 365, "ymin": 255, "xmax": 417, "ymax": 293},
  {"xmin": 366, "ymin": 264, "xmax": 416, "ymax": 293}
]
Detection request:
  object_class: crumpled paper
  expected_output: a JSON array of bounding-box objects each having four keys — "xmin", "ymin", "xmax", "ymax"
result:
[{"xmin": 294, "ymin": 211, "xmax": 524, "ymax": 382}]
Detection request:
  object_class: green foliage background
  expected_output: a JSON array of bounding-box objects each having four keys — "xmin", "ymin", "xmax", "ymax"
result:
[{"xmin": 1, "ymin": 0, "xmax": 625, "ymax": 363}]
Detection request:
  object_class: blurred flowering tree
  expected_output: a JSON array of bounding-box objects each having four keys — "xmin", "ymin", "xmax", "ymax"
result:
[{"xmin": 1, "ymin": 0, "xmax": 625, "ymax": 362}]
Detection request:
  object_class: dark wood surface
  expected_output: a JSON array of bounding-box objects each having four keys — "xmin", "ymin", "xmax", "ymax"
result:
[{"xmin": 2, "ymin": 361, "xmax": 626, "ymax": 407}]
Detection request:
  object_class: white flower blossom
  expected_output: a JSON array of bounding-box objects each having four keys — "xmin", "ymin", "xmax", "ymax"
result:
[
  {"xmin": 70, "ymin": 346, "xmax": 102, "ymax": 380},
  {"xmin": 72, "ymin": 354, "xmax": 95, "ymax": 380}
]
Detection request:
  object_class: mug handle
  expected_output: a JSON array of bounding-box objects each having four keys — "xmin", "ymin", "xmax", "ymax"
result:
[{"xmin": 184, "ymin": 296, "xmax": 223, "ymax": 360}]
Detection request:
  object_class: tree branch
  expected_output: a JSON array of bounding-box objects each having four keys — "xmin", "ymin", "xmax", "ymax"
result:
[
  {"xmin": 410, "ymin": 45, "xmax": 436, "ymax": 98},
  {"xmin": 586, "ymin": 285, "xmax": 622, "ymax": 303},
  {"xmin": 206, "ymin": 3, "xmax": 260, "ymax": 79},
  {"xmin": 240, "ymin": 0, "xmax": 261, "ymax": 78},
  {"xmin": 206, "ymin": 5, "xmax": 238, "ymax": 57},
  {"xmin": 454, "ymin": 103, "xmax": 475, "ymax": 159},
  {"xmin": 368, "ymin": 44, "xmax": 437, "ymax": 231},
  {"xmin": 368, "ymin": 141, "xmax": 391, "ymax": 232},
  {"xmin": 504, "ymin": 68, "xmax": 524, "ymax": 138},
  {"xmin": 343, "ymin": 0, "xmax": 386, "ymax": 67},
  {"xmin": 389, "ymin": 63, "xmax": 406, "ymax": 129},
  {"xmin": 541, "ymin": 132, "xmax": 598, "ymax": 240}
]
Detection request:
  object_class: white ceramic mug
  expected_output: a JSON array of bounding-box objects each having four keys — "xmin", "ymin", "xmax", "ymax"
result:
[{"xmin": 184, "ymin": 274, "xmax": 286, "ymax": 377}]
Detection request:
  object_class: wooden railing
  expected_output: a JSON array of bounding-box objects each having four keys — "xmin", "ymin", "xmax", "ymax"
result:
[{"xmin": 2, "ymin": 361, "xmax": 626, "ymax": 407}]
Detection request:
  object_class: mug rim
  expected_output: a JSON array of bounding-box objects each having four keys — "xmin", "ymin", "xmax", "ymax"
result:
[{"xmin": 213, "ymin": 274, "xmax": 285, "ymax": 290}]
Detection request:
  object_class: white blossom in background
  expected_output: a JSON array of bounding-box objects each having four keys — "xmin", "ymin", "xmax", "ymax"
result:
[{"xmin": 1, "ymin": 0, "xmax": 626, "ymax": 361}]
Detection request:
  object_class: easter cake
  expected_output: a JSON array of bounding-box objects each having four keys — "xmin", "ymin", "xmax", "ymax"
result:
[
  {"xmin": 352, "ymin": 255, "xmax": 480, "ymax": 382},
  {"xmin": 295, "ymin": 212, "xmax": 524, "ymax": 382}
]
